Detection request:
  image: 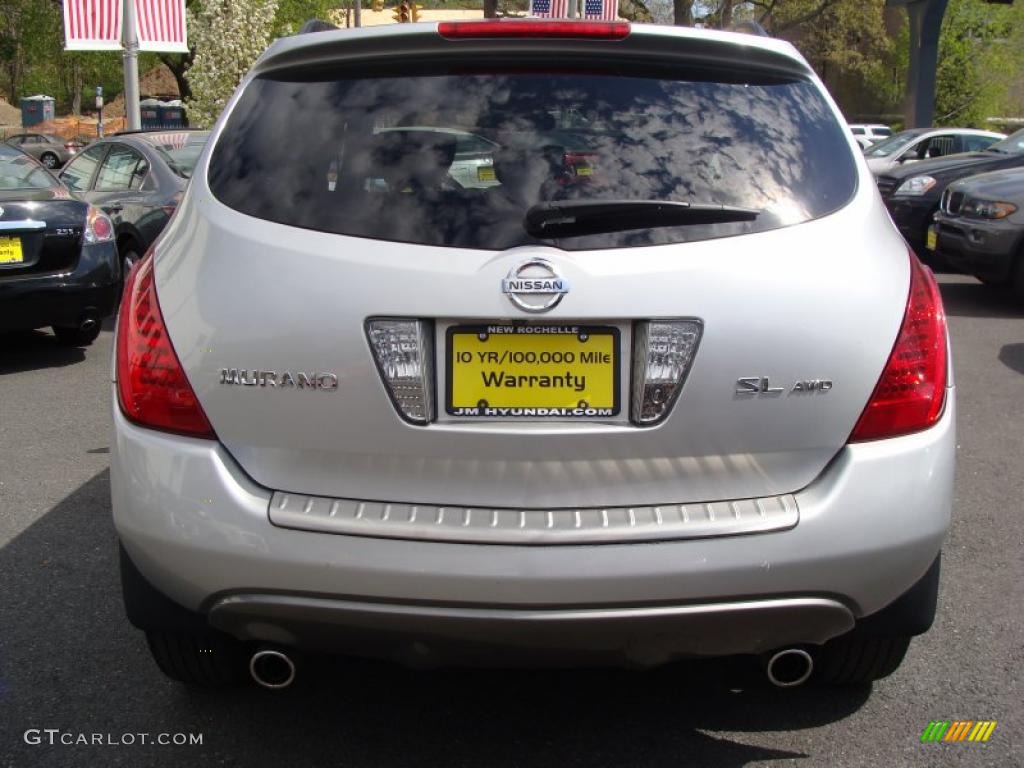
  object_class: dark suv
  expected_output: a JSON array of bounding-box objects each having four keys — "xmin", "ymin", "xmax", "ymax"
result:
[{"xmin": 876, "ymin": 128, "xmax": 1024, "ymax": 256}]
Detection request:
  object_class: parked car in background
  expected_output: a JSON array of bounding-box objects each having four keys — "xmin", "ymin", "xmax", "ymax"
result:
[
  {"xmin": 378, "ymin": 126, "xmax": 500, "ymax": 188},
  {"xmin": 876, "ymin": 128, "xmax": 1024, "ymax": 255},
  {"xmin": 932, "ymin": 167, "xmax": 1024, "ymax": 300},
  {"xmin": 112, "ymin": 21, "xmax": 953, "ymax": 692},
  {"xmin": 849, "ymin": 123, "xmax": 892, "ymax": 149},
  {"xmin": 4, "ymin": 132, "xmax": 82, "ymax": 169},
  {"xmin": 58, "ymin": 129, "xmax": 209, "ymax": 281},
  {"xmin": 865, "ymin": 128, "xmax": 1004, "ymax": 175},
  {"xmin": 0, "ymin": 144, "xmax": 118, "ymax": 345}
]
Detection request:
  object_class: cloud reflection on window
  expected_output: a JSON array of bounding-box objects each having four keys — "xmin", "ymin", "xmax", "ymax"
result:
[{"xmin": 209, "ymin": 68, "xmax": 855, "ymax": 251}]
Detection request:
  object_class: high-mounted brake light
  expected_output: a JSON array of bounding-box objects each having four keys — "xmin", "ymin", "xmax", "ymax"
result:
[
  {"xmin": 438, "ymin": 20, "xmax": 630, "ymax": 40},
  {"xmin": 849, "ymin": 253, "xmax": 947, "ymax": 442},
  {"xmin": 116, "ymin": 251, "xmax": 216, "ymax": 438}
]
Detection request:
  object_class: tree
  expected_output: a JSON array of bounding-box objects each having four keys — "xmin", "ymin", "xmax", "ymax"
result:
[
  {"xmin": 273, "ymin": 0, "xmax": 339, "ymax": 35},
  {"xmin": 186, "ymin": 0, "xmax": 278, "ymax": 127},
  {"xmin": 934, "ymin": 0, "xmax": 1020, "ymax": 126}
]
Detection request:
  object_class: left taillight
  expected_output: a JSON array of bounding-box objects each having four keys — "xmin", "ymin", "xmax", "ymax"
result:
[{"xmin": 116, "ymin": 251, "xmax": 216, "ymax": 438}]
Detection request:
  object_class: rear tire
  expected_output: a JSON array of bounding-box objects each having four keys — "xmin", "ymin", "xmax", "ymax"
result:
[
  {"xmin": 52, "ymin": 322, "xmax": 101, "ymax": 346},
  {"xmin": 119, "ymin": 247, "xmax": 141, "ymax": 296},
  {"xmin": 813, "ymin": 633, "xmax": 912, "ymax": 685},
  {"xmin": 40, "ymin": 152, "xmax": 59, "ymax": 169},
  {"xmin": 145, "ymin": 630, "xmax": 245, "ymax": 687}
]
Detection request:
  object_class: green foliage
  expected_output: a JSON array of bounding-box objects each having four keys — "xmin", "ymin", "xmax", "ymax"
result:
[
  {"xmin": 934, "ymin": 0, "xmax": 1020, "ymax": 127},
  {"xmin": 273, "ymin": 0, "xmax": 340, "ymax": 36},
  {"xmin": 186, "ymin": 0, "xmax": 278, "ymax": 127}
]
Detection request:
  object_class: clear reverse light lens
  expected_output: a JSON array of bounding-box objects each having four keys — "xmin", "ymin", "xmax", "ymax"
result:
[
  {"xmin": 366, "ymin": 319, "xmax": 434, "ymax": 425},
  {"xmin": 632, "ymin": 320, "xmax": 703, "ymax": 425}
]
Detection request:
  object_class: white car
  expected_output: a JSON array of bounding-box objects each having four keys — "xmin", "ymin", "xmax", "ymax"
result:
[
  {"xmin": 111, "ymin": 20, "xmax": 955, "ymax": 691},
  {"xmin": 865, "ymin": 127, "xmax": 1005, "ymax": 174},
  {"xmin": 849, "ymin": 123, "xmax": 892, "ymax": 149}
]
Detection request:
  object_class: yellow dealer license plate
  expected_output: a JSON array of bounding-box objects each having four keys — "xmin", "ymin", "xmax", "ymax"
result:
[
  {"xmin": 447, "ymin": 325, "xmax": 619, "ymax": 418},
  {"xmin": 926, "ymin": 226, "xmax": 937, "ymax": 251},
  {"xmin": 0, "ymin": 236, "xmax": 24, "ymax": 264}
]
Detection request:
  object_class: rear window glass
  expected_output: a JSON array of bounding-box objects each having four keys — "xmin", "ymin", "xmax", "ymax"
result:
[
  {"xmin": 0, "ymin": 148, "xmax": 59, "ymax": 190},
  {"xmin": 209, "ymin": 65, "xmax": 857, "ymax": 250},
  {"xmin": 150, "ymin": 132, "xmax": 209, "ymax": 178}
]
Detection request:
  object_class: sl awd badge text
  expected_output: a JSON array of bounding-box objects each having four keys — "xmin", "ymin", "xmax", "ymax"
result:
[{"xmin": 736, "ymin": 376, "xmax": 833, "ymax": 395}]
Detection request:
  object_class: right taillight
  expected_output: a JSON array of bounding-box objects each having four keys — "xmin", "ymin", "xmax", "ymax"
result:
[
  {"xmin": 116, "ymin": 250, "xmax": 216, "ymax": 439},
  {"xmin": 849, "ymin": 252, "xmax": 948, "ymax": 442}
]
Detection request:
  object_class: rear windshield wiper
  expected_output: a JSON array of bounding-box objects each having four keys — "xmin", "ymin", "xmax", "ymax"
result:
[{"xmin": 524, "ymin": 199, "xmax": 760, "ymax": 238}]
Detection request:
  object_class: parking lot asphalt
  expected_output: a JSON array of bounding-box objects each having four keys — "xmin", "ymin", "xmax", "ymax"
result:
[{"xmin": 1, "ymin": 272, "xmax": 1021, "ymax": 768}]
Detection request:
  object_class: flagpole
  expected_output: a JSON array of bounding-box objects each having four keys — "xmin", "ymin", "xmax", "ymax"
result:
[{"xmin": 122, "ymin": 0, "xmax": 142, "ymax": 131}]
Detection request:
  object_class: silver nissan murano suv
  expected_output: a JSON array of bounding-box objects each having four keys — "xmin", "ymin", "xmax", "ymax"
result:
[{"xmin": 111, "ymin": 20, "xmax": 954, "ymax": 690}]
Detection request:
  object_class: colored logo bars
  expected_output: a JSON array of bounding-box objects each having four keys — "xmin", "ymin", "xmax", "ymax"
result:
[
  {"xmin": 921, "ymin": 721, "xmax": 997, "ymax": 743},
  {"xmin": 63, "ymin": 0, "xmax": 188, "ymax": 53}
]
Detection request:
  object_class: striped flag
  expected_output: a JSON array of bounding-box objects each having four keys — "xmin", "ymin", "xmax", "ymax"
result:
[
  {"xmin": 529, "ymin": 0, "xmax": 570, "ymax": 18},
  {"xmin": 135, "ymin": 0, "xmax": 189, "ymax": 53},
  {"xmin": 146, "ymin": 132, "xmax": 191, "ymax": 150},
  {"xmin": 583, "ymin": 0, "xmax": 619, "ymax": 20},
  {"xmin": 63, "ymin": 0, "xmax": 123, "ymax": 51}
]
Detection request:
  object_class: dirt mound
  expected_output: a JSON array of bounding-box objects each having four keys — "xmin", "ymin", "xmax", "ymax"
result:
[
  {"xmin": 105, "ymin": 64, "xmax": 181, "ymax": 118},
  {"xmin": 0, "ymin": 98, "xmax": 22, "ymax": 128}
]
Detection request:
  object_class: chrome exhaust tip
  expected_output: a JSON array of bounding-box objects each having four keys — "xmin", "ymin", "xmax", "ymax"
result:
[
  {"xmin": 79, "ymin": 316, "xmax": 98, "ymax": 332},
  {"xmin": 249, "ymin": 649, "xmax": 296, "ymax": 690},
  {"xmin": 765, "ymin": 648, "xmax": 814, "ymax": 688}
]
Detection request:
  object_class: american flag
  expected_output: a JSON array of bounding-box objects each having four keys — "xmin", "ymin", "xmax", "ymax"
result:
[
  {"xmin": 135, "ymin": 0, "xmax": 189, "ymax": 53},
  {"xmin": 63, "ymin": 0, "xmax": 123, "ymax": 51},
  {"xmin": 583, "ymin": 0, "xmax": 619, "ymax": 20},
  {"xmin": 146, "ymin": 132, "xmax": 191, "ymax": 150},
  {"xmin": 529, "ymin": 0, "xmax": 570, "ymax": 18}
]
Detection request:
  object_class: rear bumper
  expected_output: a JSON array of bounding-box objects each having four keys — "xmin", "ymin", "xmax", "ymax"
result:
[
  {"xmin": 0, "ymin": 242, "xmax": 119, "ymax": 332},
  {"xmin": 112, "ymin": 389, "xmax": 955, "ymax": 662},
  {"xmin": 934, "ymin": 212, "xmax": 1022, "ymax": 283},
  {"xmin": 206, "ymin": 593, "xmax": 855, "ymax": 666}
]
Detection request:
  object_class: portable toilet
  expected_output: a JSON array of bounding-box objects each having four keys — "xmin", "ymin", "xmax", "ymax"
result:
[
  {"xmin": 140, "ymin": 99, "xmax": 162, "ymax": 130},
  {"xmin": 20, "ymin": 95, "xmax": 55, "ymax": 127},
  {"xmin": 159, "ymin": 104, "xmax": 187, "ymax": 129}
]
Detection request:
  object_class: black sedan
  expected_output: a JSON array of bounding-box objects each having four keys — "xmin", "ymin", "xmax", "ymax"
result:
[
  {"xmin": 876, "ymin": 128, "xmax": 1024, "ymax": 256},
  {"xmin": 0, "ymin": 145, "xmax": 119, "ymax": 345},
  {"xmin": 58, "ymin": 130, "xmax": 209, "ymax": 279}
]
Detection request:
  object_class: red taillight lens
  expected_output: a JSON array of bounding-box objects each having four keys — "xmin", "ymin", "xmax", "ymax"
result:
[
  {"xmin": 116, "ymin": 252, "xmax": 216, "ymax": 438},
  {"xmin": 438, "ymin": 20, "xmax": 630, "ymax": 40},
  {"xmin": 84, "ymin": 205, "xmax": 114, "ymax": 244},
  {"xmin": 849, "ymin": 253, "xmax": 948, "ymax": 442}
]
